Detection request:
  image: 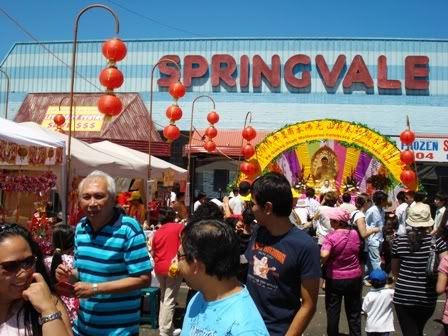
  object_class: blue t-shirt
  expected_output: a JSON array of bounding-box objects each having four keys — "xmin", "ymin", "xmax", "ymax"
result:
[
  {"xmin": 181, "ymin": 286, "xmax": 269, "ymax": 336},
  {"xmin": 73, "ymin": 210, "xmax": 152, "ymax": 336},
  {"xmin": 245, "ymin": 225, "xmax": 321, "ymax": 336}
]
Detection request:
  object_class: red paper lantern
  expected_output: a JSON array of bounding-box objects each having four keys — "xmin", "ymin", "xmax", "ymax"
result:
[
  {"xmin": 165, "ymin": 104, "xmax": 183, "ymax": 121},
  {"xmin": 102, "ymin": 38, "xmax": 127, "ymax": 62},
  {"xmin": 400, "ymin": 129, "xmax": 416, "ymax": 145},
  {"xmin": 240, "ymin": 162, "xmax": 256, "ymax": 176},
  {"xmin": 242, "ymin": 126, "xmax": 257, "ymax": 141},
  {"xmin": 205, "ymin": 126, "xmax": 218, "ymax": 139},
  {"xmin": 207, "ymin": 111, "xmax": 220, "ymax": 124},
  {"xmin": 400, "ymin": 150, "xmax": 415, "ymax": 165},
  {"xmin": 163, "ymin": 124, "xmax": 180, "ymax": 141},
  {"xmin": 400, "ymin": 169, "xmax": 417, "ymax": 186},
  {"xmin": 204, "ymin": 140, "xmax": 216, "ymax": 152},
  {"xmin": 99, "ymin": 67, "xmax": 124, "ymax": 89},
  {"xmin": 97, "ymin": 94, "xmax": 122, "ymax": 116},
  {"xmin": 169, "ymin": 81, "xmax": 186, "ymax": 99},
  {"xmin": 241, "ymin": 143, "xmax": 255, "ymax": 159},
  {"xmin": 53, "ymin": 114, "xmax": 65, "ymax": 127}
]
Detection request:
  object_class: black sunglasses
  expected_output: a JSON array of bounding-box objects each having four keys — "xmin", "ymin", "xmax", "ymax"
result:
[{"xmin": 0, "ymin": 256, "xmax": 37, "ymax": 274}]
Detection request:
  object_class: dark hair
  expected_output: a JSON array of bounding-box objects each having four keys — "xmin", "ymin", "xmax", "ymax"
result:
[
  {"xmin": 437, "ymin": 209, "xmax": 448, "ymax": 241},
  {"xmin": 414, "ymin": 191, "xmax": 427, "ymax": 203},
  {"xmin": 238, "ymin": 181, "xmax": 251, "ymax": 195},
  {"xmin": 159, "ymin": 207, "xmax": 177, "ymax": 224},
  {"xmin": 396, "ymin": 191, "xmax": 406, "ymax": 203},
  {"xmin": 408, "ymin": 227, "xmax": 428, "ymax": 252},
  {"xmin": 242, "ymin": 207, "xmax": 256, "ymax": 225},
  {"xmin": 372, "ymin": 190, "xmax": 388, "ymax": 206},
  {"xmin": 188, "ymin": 201, "xmax": 224, "ymax": 225},
  {"xmin": 176, "ymin": 191, "xmax": 185, "ymax": 199},
  {"xmin": 370, "ymin": 279, "xmax": 386, "ymax": 289},
  {"xmin": 224, "ymin": 217, "xmax": 238, "ymax": 230},
  {"xmin": 181, "ymin": 219, "xmax": 240, "ymax": 280},
  {"xmin": 435, "ymin": 192, "xmax": 448, "ymax": 205},
  {"xmin": 196, "ymin": 192, "xmax": 207, "ymax": 201},
  {"xmin": 305, "ymin": 187, "xmax": 315, "ymax": 198},
  {"xmin": 355, "ymin": 193, "xmax": 370, "ymax": 210},
  {"xmin": 342, "ymin": 193, "xmax": 351, "ymax": 203},
  {"xmin": 323, "ymin": 191, "xmax": 338, "ymax": 207},
  {"xmin": 50, "ymin": 224, "xmax": 74, "ymax": 284},
  {"xmin": 251, "ymin": 173, "xmax": 293, "ymax": 217},
  {"xmin": 0, "ymin": 224, "xmax": 55, "ymax": 336},
  {"xmin": 405, "ymin": 190, "xmax": 415, "ymax": 199}
]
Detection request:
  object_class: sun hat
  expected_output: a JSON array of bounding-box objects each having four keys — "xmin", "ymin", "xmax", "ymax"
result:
[
  {"xmin": 406, "ymin": 203, "xmax": 434, "ymax": 228},
  {"xmin": 128, "ymin": 190, "xmax": 142, "ymax": 202},
  {"xmin": 369, "ymin": 269, "xmax": 387, "ymax": 282},
  {"xmin": 324, "ymin": 207, "xmax": 351, "ymax": 223}
]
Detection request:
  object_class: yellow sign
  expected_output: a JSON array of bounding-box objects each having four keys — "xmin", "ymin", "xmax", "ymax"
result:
[
  {"xmin": 41, "ymin": 106, "xmax": 105, "ymax": 132},
  {"xmin": 248, "ymin": 119, "xmax": 404, "ymax": 182}
]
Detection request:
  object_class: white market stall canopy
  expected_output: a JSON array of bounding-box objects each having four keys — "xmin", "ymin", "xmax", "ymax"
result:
[{"xmin": 90, "ymin": 140, "xmax": 187, "ymax": 181}]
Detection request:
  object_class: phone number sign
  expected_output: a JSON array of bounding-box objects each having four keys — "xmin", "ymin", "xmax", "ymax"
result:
[
  {"xmin": 391, "ymin": 136, "xmax": 448, "ymax": 162},
  {"xmin": 42, "ymin": 106, "xmax": 104, "ymax": 132}
]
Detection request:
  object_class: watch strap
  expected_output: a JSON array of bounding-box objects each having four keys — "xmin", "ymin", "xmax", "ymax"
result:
[{"xmin": 38, "ymin": 311, "xmax": 62, "ymax": 325}]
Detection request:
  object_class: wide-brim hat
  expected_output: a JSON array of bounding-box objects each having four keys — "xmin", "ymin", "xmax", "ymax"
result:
[{"xmin": 406, "ymin": 203, "xmax": 434, "ymax": 228}]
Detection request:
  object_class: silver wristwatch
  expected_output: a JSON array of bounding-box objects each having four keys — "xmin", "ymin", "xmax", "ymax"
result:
[{"xmin": 38, "ymin": 311, "xmax": 62, "ymax": 325}]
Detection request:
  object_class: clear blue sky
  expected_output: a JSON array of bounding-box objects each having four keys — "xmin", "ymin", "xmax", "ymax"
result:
[{"xmin": 1, "ymin": 0, "xmax": 448, "ymax": 61}]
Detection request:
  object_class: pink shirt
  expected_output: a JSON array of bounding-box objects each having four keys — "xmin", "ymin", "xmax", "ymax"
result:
[
  {"xmin": 438, "ymin": 255, "xmax": 448, "ymax": 324},
  {"xmin": 321, "ymin": 229, "xmax": 362, "ymax": 279}
]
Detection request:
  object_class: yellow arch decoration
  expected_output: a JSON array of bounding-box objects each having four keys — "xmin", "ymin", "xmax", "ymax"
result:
[{"xmin": 242, "ymin": 119, "xmax": 404, "ymax": 182}]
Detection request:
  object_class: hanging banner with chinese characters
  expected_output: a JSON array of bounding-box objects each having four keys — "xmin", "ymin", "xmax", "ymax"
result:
[
  {"xmin": 0, "ymin": 140, "xmax": 63, "ymax": 166},
  {"xmin": 250, "ymin": 119, "xmax": 403, "ymax": 183},
  {"xmin": 42, "ymin": 106, "xmax": 104, "ymax": 132}
]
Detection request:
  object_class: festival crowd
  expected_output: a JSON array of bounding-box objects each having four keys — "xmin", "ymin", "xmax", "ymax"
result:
[{"xmin": 2, "ymin": 170, "xmax": 448, "ymax": 336}]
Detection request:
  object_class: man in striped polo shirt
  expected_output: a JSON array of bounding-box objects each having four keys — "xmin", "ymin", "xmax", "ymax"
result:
[{"xmin": 57, "ymin": 170, "xmax": 152, "ymax": 335}]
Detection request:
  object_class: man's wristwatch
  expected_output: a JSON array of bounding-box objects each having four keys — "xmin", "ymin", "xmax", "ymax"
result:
[
  {"xmin": 38, "ymin": 311, "xmax": 62, "ymax": 325},
  {"xmin": 92, "ymin": 283, "xmax": 99, "ymax": 295}
]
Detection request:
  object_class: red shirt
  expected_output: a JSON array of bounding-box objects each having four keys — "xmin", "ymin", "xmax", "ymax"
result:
[{"xmin": 152, "ymin": 222, "xmax": 184, "ymax": 276}]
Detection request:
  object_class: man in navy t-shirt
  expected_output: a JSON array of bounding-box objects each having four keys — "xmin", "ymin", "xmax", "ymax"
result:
[{"xmin": 245, "ymin": 173, "xmax": 321, "ymax": 336}]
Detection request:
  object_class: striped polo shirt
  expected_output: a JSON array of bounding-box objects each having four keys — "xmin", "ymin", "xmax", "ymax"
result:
[
  {"xmin": 73, "ymin": 209, "xmax": 152, "ymax": 336},
  {"xmin": 392, "ymin": 234, "xmax": 447, "ymax": 307}
]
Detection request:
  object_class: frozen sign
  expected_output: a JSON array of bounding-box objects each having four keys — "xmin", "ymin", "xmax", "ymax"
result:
[{"xmin": 392, "ymin": 136, "xmax": 448, "ymax": 162}]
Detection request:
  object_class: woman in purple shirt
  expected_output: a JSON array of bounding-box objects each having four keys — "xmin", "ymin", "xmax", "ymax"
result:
[{"xmin": 321, "ymin": 207, "xmax": 362, "ymax": 336}]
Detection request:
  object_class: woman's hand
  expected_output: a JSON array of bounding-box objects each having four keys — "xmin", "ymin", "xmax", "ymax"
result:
[{"xmin": 22, "ymin": 273, "xmax": 57, "ymax": 315}]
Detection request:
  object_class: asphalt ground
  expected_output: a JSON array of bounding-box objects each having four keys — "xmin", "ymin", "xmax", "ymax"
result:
[{"xmin": 140, "ymin": 284, "xmax": 446, "ymax": 336}]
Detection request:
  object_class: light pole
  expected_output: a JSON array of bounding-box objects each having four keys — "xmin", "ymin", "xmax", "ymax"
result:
[
  {"xmin": 65, "ymin": 4, "xmax": 120, "ymax": 220},
  {"xmin": 0, "ymin": 68, "xmax": 10, "ymax": 119}
]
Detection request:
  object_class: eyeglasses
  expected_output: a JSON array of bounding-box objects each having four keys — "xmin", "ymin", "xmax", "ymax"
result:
[
  {"xmin": 177, "ymin": 251, "xmax": 186, "ymax": 260},
  {"xmin": 0, "ymin": 256, "xmax": 37, "ymax": 274}
]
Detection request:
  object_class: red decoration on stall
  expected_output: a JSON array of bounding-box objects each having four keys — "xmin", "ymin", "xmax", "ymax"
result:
[
  {"xmin": 53, "ymin": 114, "xmax": 65, "ymax": 127},
  {"xmin": 400, "ymin": 169, "xmax": 417, "ymax": 186},
  {"xmin": 97, "ymin": 94, "xmax": 122, "ymax": 116},
  {"xmin": 205, "ymin": 126, "xmax": 218, "ymax": 139},
  {"xmin": 240, "ymin": 161, "xmax": 256, "ymax": 176},
  {"xmin": 204, "ymin": 140, "xmax": 216, "ymax": 152},
  {"xmin": 242, "ymin": 126, "xmax": 257, "ymax": 141},
  {"xmin": 400, "ymin": 129, "xmax": 416, "ymax": 145},
  {"xmin": 102, "ymin": 38, "xmax": 127, "ymax": 62},
  {"xmin": 163, "ymin": 124, "xmax": 180, "ymax": 142},
  {"xmin": 207, "ymin": 111, "xmax": 220, "ymax": 124},
  {"xmin": 99, "ymin": 67, "xmax": 124, "ymax": 89},
  {"xmin": 241, "ymin": 143, "xmax": 255, "ymax": 159},
  {"xmin": 400, "ymin": 150, "xmax": 415, "ymax": 165},
  {"xmin": 165, "ymin": 104, "xmax": 183, "ymax": 121},
  {"xmin": 169, "ymin": 81, "xmax": 186, "ymax": 100}
]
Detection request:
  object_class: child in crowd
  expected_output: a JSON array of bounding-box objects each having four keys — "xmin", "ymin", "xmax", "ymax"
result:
[
  {"xmin": 362, "ymin": 269, "xmax": 395, "ymax": 336},
  {"xmin": 436, "ymin": 255, "xmax": 448, "ymax": 335}
]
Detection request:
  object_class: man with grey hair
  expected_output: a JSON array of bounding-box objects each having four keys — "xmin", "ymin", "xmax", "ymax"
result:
[{"xmin": 56, "ymin": 170, "xmax": 152, "ymax": 335}]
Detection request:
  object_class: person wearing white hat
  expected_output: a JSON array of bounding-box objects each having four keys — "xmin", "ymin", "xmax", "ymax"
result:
[{"xmin": 392, "ymin": 202, "xmax": 448, "ymax": 335}]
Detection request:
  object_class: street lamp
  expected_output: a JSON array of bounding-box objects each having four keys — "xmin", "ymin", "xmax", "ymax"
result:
[
  {"xmin": 0, "ymin": 68, "xmax": 10, "ymax": 119},
  {"xmin": 65, "ymin": 4, "xmax": 121, "ymax": 220}
]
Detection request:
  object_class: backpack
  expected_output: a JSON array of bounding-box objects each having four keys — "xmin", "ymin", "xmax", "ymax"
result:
[{"xmin": 426, "ymin": 236, "xmax": 439, "ymax": 283}]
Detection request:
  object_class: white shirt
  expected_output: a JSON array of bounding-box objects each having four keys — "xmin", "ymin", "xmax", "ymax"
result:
[
  {"xmin": 395, "ymin": 202, "xmax": 408, "ymax": 236},
  {"xmin": 229, "ymin": 195, "xmax": 244, "ymax": 215},
  {"xmin": 304, "ymin": 197, "xmax": 320, "ymax": 217},
  {"xmin": 340, "ymin": 202, "xmax": 356, "ymax": 214},
  {"xmin": 193, "ymin": 200, "xmax": 202, "ymax": 212},
  {"xmin": 362, "ymin": 288, "xmax": 395, "ymax": 333},
  {"xmin": 434, "ymin": 206, "xmax": 446, "ymax": 231}
]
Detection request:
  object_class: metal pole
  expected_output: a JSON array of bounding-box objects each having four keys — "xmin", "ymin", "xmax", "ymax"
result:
[
  {"xmin": 147, "ymin": 58, "xmax": 181, "ymax": 225},
  {"xmin": 65, "ymin": 4, "xmax": 120, "ymax": 222},
  {"xmin": 0, "ymin": 68, "xmax": 10, "ymax": 119}
]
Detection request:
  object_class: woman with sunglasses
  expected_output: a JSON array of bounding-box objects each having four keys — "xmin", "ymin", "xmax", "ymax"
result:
[{"xmin": 0, "ymin": 223, "xmax": 71, "ymax": 336}]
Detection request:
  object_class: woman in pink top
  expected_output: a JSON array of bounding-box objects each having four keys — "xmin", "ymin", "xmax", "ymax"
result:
[
  {"xmin": 436, "ymin": 254, "xmax": 448, "ymax": 335},
  {"xmin": 321, "ymin": 207, "xmax": 362, "ymax": 336}
]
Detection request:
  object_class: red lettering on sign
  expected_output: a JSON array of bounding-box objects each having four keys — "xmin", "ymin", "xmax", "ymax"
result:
[
  {"xmin": 240, "ymin": 55, "xmax": 249, "ymax": 88},
  {"xmin": 405, "ymin": 56, "xmax": 429, "ymax": 90},
  {"xmin": 377, "ymin": 55, "xmax": 401, "ymax": 89},
  {"xmin": 315, "ymin": 54, "xmax": 346, "ymax": 88},
  {"xmin": 444, "ymin": 140, "xmax": 448, "ymax": 151},
  {"xmin": 157, "ymin": 55, "xmax": 181, "ymax": 87},
  {"xmin": 253, "ymin": 55, "xmax": 281, "ymax": 88},
  {"xmin": 284, "ymin": 54, "xmax": 311, "ymax": 89},
  {"xmin": 211, "ymin": 54, "xmax": 237, "ymax": 87},
  {"xmin": 183, "ymin": 55, "xmax": 208, "ymax": 87},
  {"xmin": 343, "ymin": 55, "xmax": 374, "ymax": 90}
]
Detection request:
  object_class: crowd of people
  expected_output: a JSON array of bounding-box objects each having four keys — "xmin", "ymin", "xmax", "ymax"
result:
[{"xmin": 2, "ymin": 169, "xmax": 448, "ymax": 336}]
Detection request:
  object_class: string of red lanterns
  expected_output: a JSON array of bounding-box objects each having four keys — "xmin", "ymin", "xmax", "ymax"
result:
[
  {"xmin": 399, "ymin": 118, "xmax": 417, "ymax": 190},
  {"xmin": 203, "ymin": 111, "xmax": 219, "ymax": 152},
  {"xmin": 240, "ymin": 122, "xmax": 258, "ymax": 177},
  {"xmin": 97, "ymin": 38, "xmax": 127, "ymax": 117},
  {"xmin": 163, "ymin": 81, "xmax": 186, "ymax": 142}
]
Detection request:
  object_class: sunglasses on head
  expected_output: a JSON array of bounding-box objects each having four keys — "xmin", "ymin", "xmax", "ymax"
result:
[{"xmin": 0, "ymin": 256, "xmax": 37, "ymax": 274}]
